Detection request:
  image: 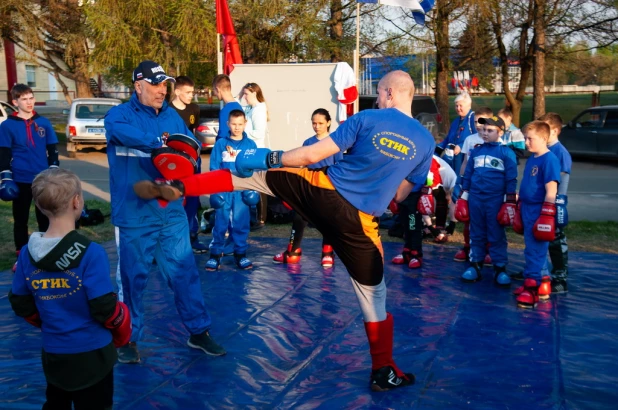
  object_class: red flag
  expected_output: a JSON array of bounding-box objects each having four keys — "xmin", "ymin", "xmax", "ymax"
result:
[{"xmin": 216, "ymin": 0, "xmax": 242, "ymax": 74}]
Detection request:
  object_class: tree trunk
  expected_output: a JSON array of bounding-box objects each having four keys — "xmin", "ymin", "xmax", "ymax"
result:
[
  {"xmin": 329, "ymin": 0, "xmax": 344, "ymax": 62},
  {"xmin": 532, "ymin": 0, "xmax": 546, "ymax": 119},
  {"xmin": 434, "ymin": 0, "xmax": 451, "ymax": 135}
]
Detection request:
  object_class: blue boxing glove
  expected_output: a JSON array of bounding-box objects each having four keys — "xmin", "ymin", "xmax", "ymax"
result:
[
  {"xmin": 210, "ymin": 194, "xmax": 226, "ymax": 209},
  {"xmin": 0, "ymin": 170, "xmax": 19, "ymax": 201},
  {"xmin": 555, "ymin": 194, "xmax": 568, "ymax": 228},
  {"xmin": 241, "ymin": 190, "xmax": 260, "ymax": 206},
  {"xmin": 235, "ymin": 148, "xmax": 283, "ymax": 178},
  {"xmin": 451, "ymin": 175, "xmax": 463, "ymax": 203}
]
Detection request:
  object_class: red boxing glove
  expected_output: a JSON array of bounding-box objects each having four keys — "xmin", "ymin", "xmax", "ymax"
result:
[
  {"xmin": 454, "ymin": 191, "xmax": 469, "ymax": 222},
  {"xmin": 533, "ymin": 202, "xmax": 556, "ymax": 241},
  {"xmin": 24, "ymin": 312, "xmax": 42, "ymax": 328},
  {"xmin": 417, "ymin": 186, "xmax": 435, "ymax": 215},
  {"xmin": 104, "ymin": 301, "xmax": 132, "ymax": 347},
  {"xmin": 388, "ymin": 199, "xmax": 400, "ymax": 215},
  {"xmin": 513, "ymin": 202, "xmax": 524, "ymax": 234},
  {"xmin": 497, "ymin": 194, "xmax": 517, "ymax": 226}
]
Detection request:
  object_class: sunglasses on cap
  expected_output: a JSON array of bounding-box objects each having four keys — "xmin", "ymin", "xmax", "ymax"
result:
[{"xmin": 144, "ymin": 74, "xmax": 172, "ymax": 86}]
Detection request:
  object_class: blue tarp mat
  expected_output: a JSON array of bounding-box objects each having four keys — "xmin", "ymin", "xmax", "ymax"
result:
[{"xmin": 1, "ymin": 237, "xmax": 617, "ymax": 409}]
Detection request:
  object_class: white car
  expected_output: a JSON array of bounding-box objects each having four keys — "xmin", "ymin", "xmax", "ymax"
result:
[
  {"xmin": 0, "ymin": 101, "xmax": 17, "ymax": 125},
  {"xmin": 63, "ymin": 98, "xmax": 122, "ymax": 157}
]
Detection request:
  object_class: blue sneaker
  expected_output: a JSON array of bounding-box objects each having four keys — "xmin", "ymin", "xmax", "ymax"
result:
[
  {"xmin": 494, "ymin": 266, "xmax": 511, "ymax": 287},
  {"xmin": 461, "ymin": 262, "xmax": 483, "ymax": 282},
  {"xmin": 205, "ymin": 254, "xmax": 221, "ymax": 271},
  {"xmin": 234, "ymin": 253, "xmax": 253, "ymax": 270}
]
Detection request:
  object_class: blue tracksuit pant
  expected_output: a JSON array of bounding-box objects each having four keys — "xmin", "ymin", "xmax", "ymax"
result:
[
  {"xmin": 184, "ymin": 196, "xmax": 200, "ymax": 235},
  {"xmin": 469, "ymin": 194, "xmax": 507, "ymax": 266},
  {"xmin": 210, "ymin": 191, "xmax": 250, "ymax": 255},
  {"xmin": 521, "ymin": 202, "xmax": 549, "ymax": 281},
  {"xmin": 118, "ymin": 219, "xmax": 211, "ymax": 341}
]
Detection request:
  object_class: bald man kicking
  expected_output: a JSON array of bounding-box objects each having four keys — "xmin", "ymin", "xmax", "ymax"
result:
[{"xmin": 134, "ymin": 71, "xmax": 435, "ymax": 392}]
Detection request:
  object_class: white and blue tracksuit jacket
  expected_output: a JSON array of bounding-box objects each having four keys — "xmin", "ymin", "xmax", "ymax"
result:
[{"xmin": 209, "ymin": 134, "xmax": 257, "ymax": 255}]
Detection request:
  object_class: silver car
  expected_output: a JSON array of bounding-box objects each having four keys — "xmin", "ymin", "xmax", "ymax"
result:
[{"xmin": 63, "ymin": 98, "xmax": 121, "ymax": 157}]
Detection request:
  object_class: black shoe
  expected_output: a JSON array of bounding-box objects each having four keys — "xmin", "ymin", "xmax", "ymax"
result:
[
  {"xmin": 551, "ymin": 279, "xmax": 568, "ymax": 293},
  {"xmin": 445, "ymin": 221, "xmax": 457, "ymax": 235},
  {"xmin": 370, "ymin": 366, "xmax": 415, "ymax": 392},
  {"xmin": 187, "ymin": 331, "xmax": 226, "ymax": 356},
  {"xmin": 118, "ymin": 341, "xmax": 140, "ymax": 364},
  {"xmin": 510, "ymin": 271, "xmax": 524, "ymax": 281},
  {"xmin": 250, "ymin": 222, "xmax": 266, "ymax": 232}
]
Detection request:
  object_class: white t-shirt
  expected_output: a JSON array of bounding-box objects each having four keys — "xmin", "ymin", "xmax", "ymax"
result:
[
  {"xmin": 244, "ymin": 102, "xmax": 269, "ymax": 148},
  {"xmin": 434, "ymin": 155, "xmax": 456, "ymax": 191}
]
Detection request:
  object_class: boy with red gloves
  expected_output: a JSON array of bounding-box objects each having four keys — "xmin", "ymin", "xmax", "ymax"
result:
[
  {"xmin": 456, "ymin": 116, "xmax": 518, "ymax": 286},
  {"xmin": 512, "ymin": 121, "xmax": 560, "ymax": 308},
  {"xmin": 8, "ymin": 168, "xmax": 130, "ymax": 409}
]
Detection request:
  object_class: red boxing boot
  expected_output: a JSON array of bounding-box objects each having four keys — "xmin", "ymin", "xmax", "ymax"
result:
[
  {"xmin": 516, "ymin": 279, "xmax": 540, "ymax": 309},
  {"xmin": 392, "ymin": 248, "xmax": 412, "ymax": 265},
  {"xmin": 538, "ymin": 276, "xmax": 552, "ymax": 300},
  {"xmin": 321, "ymin": 245, "xmax": 334, "ymax": 268},
  {"xmin": 364, "ymin": 313, "xmax": 415, "ymax": 392},
  {"xmin": 408, "ymin": 251, "xmax": 422, "ymax": 269},
  {"xmin": 273, "ymin": 244, "xmax": 302, "ymax": 264}
]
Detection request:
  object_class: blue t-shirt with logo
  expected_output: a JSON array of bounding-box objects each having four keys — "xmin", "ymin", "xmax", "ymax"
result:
[
  {"xmin": 217, "ymin": 101, "xmax": 243, "ymax": 141},
  {"xmin": 327, "ymin": 108, "xmax": 435, "ymax": 216},
  {"xmin": 11, "ymin": 239, "xmax": 113, "ymax": 354},
  {"xmin": 519, "ymin": 151, "xmax": 561, "ymax": 204},
  {"xmin": 303, "ymin": 135, "xmax": 343, "ymax": 169}
]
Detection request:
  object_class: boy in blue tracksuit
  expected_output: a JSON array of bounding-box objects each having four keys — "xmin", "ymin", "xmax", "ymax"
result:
[
  {"xmin": 457, "ymin": 116, "xmax": 518, "ymax": 286},
  {"xmin": 205, "ymin": 109, "xmax": 258, "ymax": 271},
  {"xmin": 513, "ymin": 121, "xmax": 560, "ymax": 309},
  {"xmin": 105, "ymin": 60, "xmax": 225, "ymax": 363},
  {"xmin": 539, "ymin": 113, "xmax": 572, "ymax": 293},
  {"xmin": 9, "ymin": 168, "xmax": 131, "ymax": 409},
  {"xmin": 0, "ymin": 84, "xmax": 59, "ymax": 272}
]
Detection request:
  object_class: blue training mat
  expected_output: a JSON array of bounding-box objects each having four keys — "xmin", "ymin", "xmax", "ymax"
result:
[{"xmin": 1, "ymin": 237, "xmax": 617, "ymax": 409}]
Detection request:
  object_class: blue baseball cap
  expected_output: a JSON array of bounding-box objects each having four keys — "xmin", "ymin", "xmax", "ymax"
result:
[{"xmin": 132, "ymin": 60, "xmax": 176, "ymax": 85}]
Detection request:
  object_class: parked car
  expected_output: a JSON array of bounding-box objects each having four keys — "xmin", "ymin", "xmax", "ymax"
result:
[
  {"xmin": 195, "ymin": 104, "xmax": 219, "ymax": 150},
  {"xmin": 358, "ymin": 95, "xmax": 442, "ymax": 138},
  {"xmin": 0, "ymin": 101, "xmax": 17, "ymax": 125},
  {"xmin": 62, "ymin": 97, "xmax": 122, "ymax": 157},
  {"xmin": 560, "ymin": 105, "xmax": 618, "ymax": 159}
]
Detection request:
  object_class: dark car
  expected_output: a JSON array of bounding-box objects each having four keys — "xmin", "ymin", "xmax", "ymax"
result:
[
  {"xmin": 358, "ymin": 95, "xmax": 442, "ymax": 137},
  {"xmin": 560, "ymin": 106, "xmax": 618, "ymax": 158}
]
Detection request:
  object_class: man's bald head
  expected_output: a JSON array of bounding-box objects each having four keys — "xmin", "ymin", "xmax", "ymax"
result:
[
  {"xmin": 381, "ymin": 71, "xmax": 415, "ymax": 98},
  {"xmin": 376, "ymin": 70, "xmax": 415, "ymax": 115}
]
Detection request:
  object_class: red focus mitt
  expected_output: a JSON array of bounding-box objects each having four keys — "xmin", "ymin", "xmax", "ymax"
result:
[
  {"xmin": 165, "ymin": 133, "xmax": 201, "ymax": 161},
  {"xmin": 152, "ymin": 147, "xmax": 197, "ymax": 180},
  {"xmin": 104, "ymin": 301, "xmax": 132, "ymax": 348}
]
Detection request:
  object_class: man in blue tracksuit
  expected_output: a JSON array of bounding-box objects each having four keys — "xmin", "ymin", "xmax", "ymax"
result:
[
  {"xmin": 435, "ymin": 93, "xmax": 476, "ymax": 173},
  {"xmin": 105, "ymin": 60, "xmax": 225, "ymax": 363}
]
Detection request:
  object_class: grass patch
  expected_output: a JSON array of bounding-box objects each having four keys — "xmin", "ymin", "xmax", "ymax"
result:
[
  {"xmin": 448, "ymin": 91, "xmax": 618, "ymax": 126},
  {"xmin": 2, "ymin": 200, "xmax": 616, "ymax": 271}
]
